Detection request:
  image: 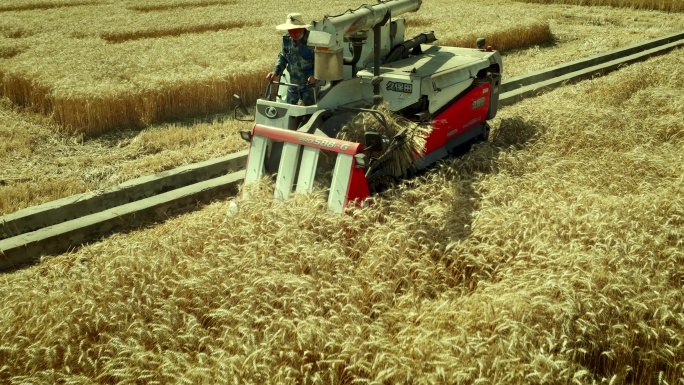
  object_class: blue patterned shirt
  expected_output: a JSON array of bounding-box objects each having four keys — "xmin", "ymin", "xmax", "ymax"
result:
[{"xmin": 273, "ymin": 31, "xmax": 315, "ymax": 85}]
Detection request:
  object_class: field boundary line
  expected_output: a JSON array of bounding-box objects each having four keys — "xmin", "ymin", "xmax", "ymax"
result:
[
  {"xmin": 500, "ymin": 37, "xmax": 683, "ymax": 105},
  {"xmin": 0, "ymin": 150, "xmax": 248, "ymax": 241},
  {"xmin": 499, "ymin": 31, "xmax": 684, "ymax": 94},
  {"xmin": 0, "ymin": 171, "xmax": 245, "ymax": 270}
]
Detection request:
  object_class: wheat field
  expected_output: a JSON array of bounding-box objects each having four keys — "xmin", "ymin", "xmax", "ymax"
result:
[
  {"xmin": 0, "ymin": 1, "xmax": 684, "ymax": 382},
  {"xmin": 0, "ymin": 0, "xmax": 555, "ymax": 135},
  {"xmin": 1, "ymin": 0, "xmax": 682, "ymax": 135},
  {"xmin": 517, "ymin": 0, "xmax": 684, "ymax": 12},
  {"xmin": 1, "ymin": 0, "xmax": 683, "ymax": 215},
  {"xmin": 0, "ymin": 47, "xmax": 682, "ymax": 383}
]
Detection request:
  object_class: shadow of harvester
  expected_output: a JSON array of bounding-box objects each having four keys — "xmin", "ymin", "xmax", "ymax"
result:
[{"xmin": 365, "ymin": 116, "xmax": 543, "ymax": 295}]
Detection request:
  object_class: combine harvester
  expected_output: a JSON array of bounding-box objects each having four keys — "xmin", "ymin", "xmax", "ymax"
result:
[{"xmin": 237, "ymin": 0, "xmax": 502, "ymax": 211}]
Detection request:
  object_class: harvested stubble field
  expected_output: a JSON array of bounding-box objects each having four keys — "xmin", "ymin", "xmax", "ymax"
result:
[
  {"xmin": 0, "ymin": 0, "xmax": 557, "ymax": 137},
  {"xmin": 518, "ymin": 0, "xmax": 684, "ymax": 12},
  {"xmin": 0, "ymin": 0, "xmax": 684, "ymax": 383}
]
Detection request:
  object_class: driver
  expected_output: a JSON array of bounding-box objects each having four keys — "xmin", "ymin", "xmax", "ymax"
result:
[{"xmin": 266, "ymin": 13, "xmax": 317, "ymax": 106}]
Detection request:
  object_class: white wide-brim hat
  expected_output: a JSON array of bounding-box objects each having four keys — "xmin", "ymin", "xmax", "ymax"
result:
[{"xmin": 276, "ymin": 13, "xmax": 312, "ymax": 30}]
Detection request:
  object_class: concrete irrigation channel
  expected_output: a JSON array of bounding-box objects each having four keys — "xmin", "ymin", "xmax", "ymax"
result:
[{"xmin": 1, "ymin": 32, "xmax": 682, "ymax": 271}]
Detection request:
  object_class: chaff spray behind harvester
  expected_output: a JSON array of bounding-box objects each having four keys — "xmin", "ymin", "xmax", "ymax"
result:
[{"xmin": 236, "ymin": 0, "xmax": 502, "ymax": 212}]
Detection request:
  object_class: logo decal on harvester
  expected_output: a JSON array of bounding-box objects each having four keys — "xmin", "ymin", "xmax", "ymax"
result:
[
  {"xmin": 265, "ymin": 106, "xmax": 278, "ymax": 118},
  {"xmin": 386, "ymin": 81, "xmax": 413, "ymax": 93},
  {"xmin": 472, "ymin": 97, "xmax": 486, "ymax": 109},
  {"xmin": 299, "ymin": 137, "xmax": 350, "ymax": 151}
]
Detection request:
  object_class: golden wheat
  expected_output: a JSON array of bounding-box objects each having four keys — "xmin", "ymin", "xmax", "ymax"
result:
[
  {"xmin": 0, "ymin": 0, "xmax": 97, "ymax": 12},
  {"xmin": 0, "ymin": 48, "xmax": 682, "ymax": 383},
  {"xmin": 127, "ymin": 0, "xmax": 236, "ymax": 12},
  {"xmin": 6, "ymin": 0, "xmax": 681, "ymax": 134},
  {"xmin": 516, "ymin": 0, "xmax": 684, "ymax": 12},
  {"xmin": 438, "ymin": 23, "xmax": 554, "ymax": 52},
  {"xmin": 0, "ymin": 103, "xmax": 248, "ymax": 214},
  {"xmin": 0, "ymin": 17, "xmax": 682, "ymax": 383},
  {"xmin": 336, "ymin": 103, "xmax": 432, "ymax": 178}
]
